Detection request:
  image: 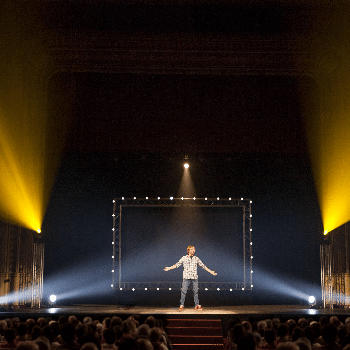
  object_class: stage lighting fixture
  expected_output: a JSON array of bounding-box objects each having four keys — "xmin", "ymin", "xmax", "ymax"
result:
[
  {"xmin": 134, "ymin": 197, "xmax": 136, "ymax": 200},
  {"xmin": 229, "ymin": 197, "xmax": 232, "ymax": 200},
  {"xmin": 241, "ymin": 198, "xmax": 243, "ymax": 200},
  {"xmin": 111, "ymin": 284, "xmax": 113, "ymax": 288},
  {"xmin": 158, "ymin": 197, "xmax": 160, "ymax": 200},
  {"xmin": 112, "ymin": 256, "xmax": 114, "ymax": 259},
  {"xmin": 169, "ymin": 288, "xmax": 172, "ymax": 290},
  {"xmin": 184, "ymin": 163, "xmax": 189, "ymax": 168},
  {"xmin": 324, "ymin": 231, "xmax": 328, "ymax": 235},
  {"xmin": 230, "ymin": 289, "xmax": 232, "ymax": 291},
  {"xmin": 49, "ymin": 295, "xmax": 56, "ymax": 303},
  {"xmin": 157, "ymin": 288, "xmax": 159, "ymax": 290},
  {"xmin": 205, "ymin": 288, "xmax": 208, "ymax": 291},
  {"xmin": 145, "ymin": 288, "xmax": 147, "ymax": 290},
  {"xmin": 132, "ymin": 288, "xmax": 135, "ymax": 291},
  {"xmin": 120, "ymin": 288, "xmax": 123, "ymax": 290},
  {"xmin": 217, "ymin": 197, "xmax": 220, "ymax": 200},
  {"xmin": 250, "ymin": 242, "xmax": 253, "ymax": 245},
  {"xmin": 193, "ymin": 197, "xmax": 196, "ymax": 200},
  {"xmin": 112, "ymin": 214, "xmax": 115, "ymax": 217},
  {"xmin": 205, "ymin": 197, "xmax": 208, "ymax": 200},
  {"xmin": 181, "ymin": 197, "xmax": 184, "ymax": 200},
  {"xmin": 146, "ymin": 197, "xmax": 148, "ymax": 200},
  {"xmin": 37, "ymin": 229, "xmax": 41, "ymax": 233},
  {"xmin": 170, "ymin": 197, "xmax": 173, "ymax": 200},
  {"xmin": 112, "ymin": 270, "xmax": 114, "ymax": 272},
  {"xmin": 122, "ymin": 197, "xmax": 124, "ymax": 200},
  {"xmin": 112, "ymin": 242, "xmax": 114, "ymax": 245},
  {"xmin": 308, "ymin": 296, "xmax": 316, "ymax": 307},
  {"xmin": 217, "ymin": 288, "xmax": 220, "ymax": 291}
]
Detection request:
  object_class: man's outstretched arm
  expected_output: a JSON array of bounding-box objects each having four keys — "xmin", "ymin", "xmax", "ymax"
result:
[
  {"xmin": 203, "ymin": 266, "xmax": 217, "ymax": 276},
  {"xmin": 164, "ymin": 264, "xmax": 178, "ymax": 271},
  {"xmin": 198, "ymin": 258, "xmax": 217, "ymax": 275}
]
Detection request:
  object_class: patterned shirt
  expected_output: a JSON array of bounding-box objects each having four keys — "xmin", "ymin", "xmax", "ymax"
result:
[{"xmin": 175, "ymin": 255, "xmax": 208, "ymax": 279}]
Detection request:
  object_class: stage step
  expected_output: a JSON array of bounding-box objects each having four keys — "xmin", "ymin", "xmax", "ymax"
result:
[
  {"xmin": 166, "ymin": 327, "xmax": 222, "ymax": 336},
  {"xmin": 171, "ymin": 345, "xmax": 224, "ymax": 350},
  {"xmin": 165, "ymin": 319, "xmax": 224, "ymax": 350},
  {"xmin": 166, "ymin": 319, "xmax": 222, "ymax": 328}
]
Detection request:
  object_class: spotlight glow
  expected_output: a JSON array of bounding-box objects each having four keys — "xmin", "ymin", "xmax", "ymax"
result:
[
  {"xmin": 308, "ymin": 295, "xmax": 316, "ymax": 304},
  {"xmin": 184, "ymin": 163, "xmax": 189, "ymax": 169},
  {"xmin": 306, "ymin": 94, "xmax": 350, "ymax": 233},
  {"xmin": 49, "ymin": 295, "xmax": 57, "ymax": 303}
]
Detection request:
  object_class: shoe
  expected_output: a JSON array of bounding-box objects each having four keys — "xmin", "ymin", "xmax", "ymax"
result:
[
  {"xmin": 195, "ymin": 305, "xmax": 203, "ymax": 310},
  {"xmin": 179, "ymin": 305, "xmax": 184, "ymax": 311}
]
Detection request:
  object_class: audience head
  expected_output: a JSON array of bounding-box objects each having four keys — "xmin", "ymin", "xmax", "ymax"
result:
[
  {"xmin": 80, "ymin": 342, "xmax": 99, "ymax": 350},
  {"xmin": 17, "ymin": 341, "xmax": 40, "ymax": 350},
  {"xmin": 137, "ymin": 338, "xmax": 153, "ymax": 350},
  {"xmin": 294, "ymin": 337, "xmax": 311, "ymax": 350},
  {"xmin": 136, "ymin": 324, "xmax": 151, "ymax": 339},
  {"xmin": 4, "ymin": 328, "xmax": 17, "ymax": 343},
  {"xmin": 118, "ymin": 339, "xmax": 139, "ymax": 350},
  {"xmin": 83, "ymin": 317, "xmax": 93, "ymax": 326},
  {"xmin": 60, "ymin": 323, "xmax": 76, "ymax": 344},
  {"xmin": 277, "ymin": 342, "xmax": 300, "ymax": 350},
  {"xmin": 264, "ymin": 329, "xmax": 277, "ymax": 345},
  {"xmin": 277, "ymin": 323, "xmax": 289, "ymax": 338},
  {"xmin": 103, "ymin": 328, "xmax": 117, "ymax": 345},
  {"xmin": 237, "ymin": 333, "xmax": 256, "ymax": 350},
  {"xmin": 34, "ymin": 336, "xmax": 51, "ymax": 350},
  {"xmin": 149, "ymin": 327, "xmax": 162, "ymax": 343},
  {"xmin": 322, "ymin": 323, "xmax": 338, "ymax": 345}
]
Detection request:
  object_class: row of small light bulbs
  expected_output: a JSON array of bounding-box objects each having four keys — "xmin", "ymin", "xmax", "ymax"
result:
[
  {"xmin": 110, "ymin": 285, "xmax": 253, "ymax": 290},
  {"xmin": 114, "ymin": 197, "xmax": 253, "ymax": 202},
  {"xmin": 111, "ymin": 197, "xmax": 253, "ymax": 283}
]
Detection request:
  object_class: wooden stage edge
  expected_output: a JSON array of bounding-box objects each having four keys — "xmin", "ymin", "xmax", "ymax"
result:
[{"xmin": 2, "ymin": 305, "xmax": 350, "ymax": 320}]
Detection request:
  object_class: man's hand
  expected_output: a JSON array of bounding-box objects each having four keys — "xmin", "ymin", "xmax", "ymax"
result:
[
  {"xmin": 164, "ymin": 267, "xmax": 171, "ymax": 271},
  {"xmin": 211, "ymin": 270, "xmax": 217, "ymax": 276}
]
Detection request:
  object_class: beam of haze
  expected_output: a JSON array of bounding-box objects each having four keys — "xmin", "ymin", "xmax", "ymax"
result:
[
  {"xmin": 306, "ymin": 82, "xmax": 350, "ymax": 234},
  {"xmin": 0, "ymin": 109, "xmax": 46, "ymax": 232}
]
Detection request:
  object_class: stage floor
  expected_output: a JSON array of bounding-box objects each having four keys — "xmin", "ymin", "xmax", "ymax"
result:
[{"xmin": 2, "ymin": 304, "xmax": 350, "ymax": 319}]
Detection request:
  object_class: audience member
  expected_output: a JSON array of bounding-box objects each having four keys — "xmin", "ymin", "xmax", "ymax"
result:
[
  {"xmin": 16, "ymin": 341, "xmax": 39, "ymax": 350},
  {"xmin": 0, "ymin": 328, "xmax": 17, "ymax": 348},
  {"xmin": 294, "ymin": 337, "xmax": 311, "ymax": 350},
  {"xmin": 101, "ymin": 329, "xmax": 117, "ymax": 350}
]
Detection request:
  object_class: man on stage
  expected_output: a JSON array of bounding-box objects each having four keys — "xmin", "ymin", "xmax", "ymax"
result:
[{"xmin": 164, "ymin": 245, "xmax": 217, "ymax": 310}]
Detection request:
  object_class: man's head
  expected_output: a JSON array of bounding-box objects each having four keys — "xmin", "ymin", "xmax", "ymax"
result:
[{"xmin": 187, "ymin": 246, "xmax": 195, "ymax": 256}]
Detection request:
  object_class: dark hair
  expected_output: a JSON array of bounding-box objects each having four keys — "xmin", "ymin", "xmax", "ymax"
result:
[
  {"xmin": 17, "ymin": 322, "xmax": 29, "ymax": 336},
  {"xmin": 237, "ymin": 333, "xmax": 256, "ymax": 350},
  {"xmin": 4, "ymin": 328, "xmax": 17, "ymax": 343},
  {"xmin": 61, "ymin": 323, "xmax": 76, "ymax": 343},
  {"xmin": 264, "ymin": 329, "xmax": 276, "ymax": 344},
  {"xmin": 277, "ymin": 323, "xmax": 289, "ymax": 337},
  {"xmin": 103, "ymin": 329, "xmax": 116, "ymax": 345},
  {"xmin": 322, "ymin": 324, "xmax": 338, "ymax": 345}
]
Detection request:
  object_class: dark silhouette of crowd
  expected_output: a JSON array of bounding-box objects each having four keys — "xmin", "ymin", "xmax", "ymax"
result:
[
  {"xmin": 226, "ymin": 315, "xmax": 350, "ymax": 350},
  {"xmin": 1, "ymin": 314, "xmax": 350, "ymax": 350},
  {"xmin": 0, "ymin": 315, "xmax": 171, "ymax": 350}
]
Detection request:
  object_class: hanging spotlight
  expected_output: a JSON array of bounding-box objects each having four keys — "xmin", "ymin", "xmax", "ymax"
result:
[
  {"xmin": 184, "ymin": 163, "xmax": 189, "ymax": 169},
  {"xmin": 49, "ymin": 295, "xmax": 57, "ymax": 304}
]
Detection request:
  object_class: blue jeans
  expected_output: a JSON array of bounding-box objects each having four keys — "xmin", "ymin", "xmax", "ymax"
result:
[{"xmin": 180, "ymin": 278, "xmax": 199, "ymax": 306}]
